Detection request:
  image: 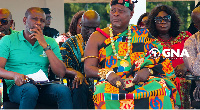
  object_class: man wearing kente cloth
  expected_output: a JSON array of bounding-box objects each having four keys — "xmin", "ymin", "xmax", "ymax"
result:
[
  {"xmin": 84, "ymin": 0, "xmax": 181, "ymax": 109},
  {"xmin": 60, "ymin": 10, "xmax": 100, "ymax": 109}
]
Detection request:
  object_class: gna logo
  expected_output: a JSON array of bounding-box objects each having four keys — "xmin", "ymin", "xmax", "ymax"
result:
[{"xmin": 149, "ymin": 48, "xmax": 189, "ymax": 59}]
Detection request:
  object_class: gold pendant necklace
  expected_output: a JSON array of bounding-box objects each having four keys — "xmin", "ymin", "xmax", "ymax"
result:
[
  {"xmin": 120, "ymin": 59, "xmax": 129, "ymax": 67},
  {"xmin": 109, "ymin": 24, "xmax": 131, "ymax": 67}
]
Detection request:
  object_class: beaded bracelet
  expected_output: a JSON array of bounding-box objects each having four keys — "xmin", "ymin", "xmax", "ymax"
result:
[
  {"xmin": 106, "ymin": 71, "xmax": 115, "ymax": 79},
  {"xmin": 81, "ymin": 56, "xmax": 99, "ymax": 62}
]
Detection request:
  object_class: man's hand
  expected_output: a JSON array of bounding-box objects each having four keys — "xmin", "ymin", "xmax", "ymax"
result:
[
  {"xmin": 132, "ymin": 68, "xmax": 150, "ymax": 84},
  {"xmin": 29, "ymin": 25, "xmax": 47, "ymax": 48},
  {"xmin": 13, "ymin": 73, "xmax": 28, "ymax": 86},
  {"xmin": 174, "ymin": 63, "xmax": 187, "ymax": 77},
  {"xmin": 107, "ymin": 72, "xmax": 125, "ymax": 89},
  {"xmin": 72, "ymin": 71, "xmax": 85, "ymax": 89}
]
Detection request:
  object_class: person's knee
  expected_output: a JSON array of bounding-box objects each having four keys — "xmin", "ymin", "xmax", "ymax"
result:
[
  {"xmin": 53, "ymin": 84, "xmax": 71, "ymax": 97},
  {"xmin": 21, "ymin": 83, "xmax": 39, "ymax": 98}
]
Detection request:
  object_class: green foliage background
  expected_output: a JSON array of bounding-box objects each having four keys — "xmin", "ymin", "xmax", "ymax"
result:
[
  {"xmin": 146, "ymin": 1, "xmax": 195, "ymax": 32},
  {"xmin": 64, "ymin": 1, "xmax": 195, "ymax": 33},
  {"xmin": 64, "ymin": 3, "xmax": 110, "ymax": 33}
]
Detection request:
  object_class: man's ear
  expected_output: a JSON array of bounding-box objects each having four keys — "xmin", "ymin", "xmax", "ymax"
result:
[
  {"xmin": 10, "ymin": 20, "xmax": 13, "ymax": 25},
  {"xmin": 130, "ymin": 4, "xmax": 135, "ymax": 18},
  {"xmin": 130, "ymin": 10, "xmax": 134, "ymax": 19},
  {"xmin": 23, "ymin": 17, "xmax": 27, "ymax": 25}
]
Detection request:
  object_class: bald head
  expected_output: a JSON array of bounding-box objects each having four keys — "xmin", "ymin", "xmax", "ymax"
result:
[
  {"xmin": 25, "ymin": 7, "xmax": 45, "ymax": 18},
  {"xmin": 0, "ymin": 8, "xmax": 12, "ymax": 20},
  {"xmin": 81, "ymin": 10, "xmax": 100, "ymax": 22},
  {"xmin": 192, "ymin": 6, "xmax": 200, "ymax": 13},
  {"xmin": 81, "ymin": 10, "xmax": 100, "ymax": 42},
  {"xmin": 0, "ymin": 8, "xmax": 13, "ymax": 36},
  {"xmin": 191, "ymin": 6, "xmax": 200, "ymax": 30}
]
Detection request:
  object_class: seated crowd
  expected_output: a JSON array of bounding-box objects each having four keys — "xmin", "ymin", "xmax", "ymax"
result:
[{"xmin": 0, "ymin": 0, "xmax": 200, "ymax": 109}]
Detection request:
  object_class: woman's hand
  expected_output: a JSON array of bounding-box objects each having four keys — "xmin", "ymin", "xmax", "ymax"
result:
[
  {"xmin": 174, "ymin": 63, "xmax": 187, "ymax": 77},
  {"xmin": 107, "ymin": 72, "xmax": 125, "ymax": 89}
]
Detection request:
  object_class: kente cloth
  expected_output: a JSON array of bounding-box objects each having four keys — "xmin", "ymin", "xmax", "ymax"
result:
[
  {"xmin": 155, "ymin": 31, "xmax": 192, "ymax": 109},
  {"xmin": 174, "ymin": 77, "xmax": 191, "ymax": 109},
  {"xmin": 60, "ymin": 34, "xmax": 85, "ymax": 74},
  {"xmin": 94, "ymin": 25, "xmax": 181, "ymax": 109}
]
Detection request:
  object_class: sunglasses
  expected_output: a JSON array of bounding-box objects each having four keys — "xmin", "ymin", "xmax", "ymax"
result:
[
  {"xmin": 154, "ymin": 15, "xmax": 171, "ymax": 24},
  {"xmin": 0, "ymin": 19, "xmax": 9, "ymax": 25},
  {"xmin": 46, "ymin": 16, "xmax": 53, "ymax": 20}
]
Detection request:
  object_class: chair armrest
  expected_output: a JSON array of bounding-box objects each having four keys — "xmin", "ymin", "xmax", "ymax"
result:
[{"xmin": 186, "ymin": 75, "xmax": 200, "ymax": 80}]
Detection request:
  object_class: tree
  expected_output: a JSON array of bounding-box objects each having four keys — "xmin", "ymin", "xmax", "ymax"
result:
[{"xmin": 64, "ymin": 1, "xmax": 195, "ymax": 33}]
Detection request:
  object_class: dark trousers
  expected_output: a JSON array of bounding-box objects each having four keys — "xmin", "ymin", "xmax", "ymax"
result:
[
  {"xmin": 190, "ymin": 80, "xmax": 196, "ymax": 101},
  {"xmin": 71, "ymin": 82, "xmax": 94, "ymax": 109},
  {"xmin": 9, "ymin": 83, "xmax": 73, "ymax": 109}
]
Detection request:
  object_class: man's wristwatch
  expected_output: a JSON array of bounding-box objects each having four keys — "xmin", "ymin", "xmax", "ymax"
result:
[{"xmin": 43, "ymin": 44, "xmax": 51, "ymax": 51}]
